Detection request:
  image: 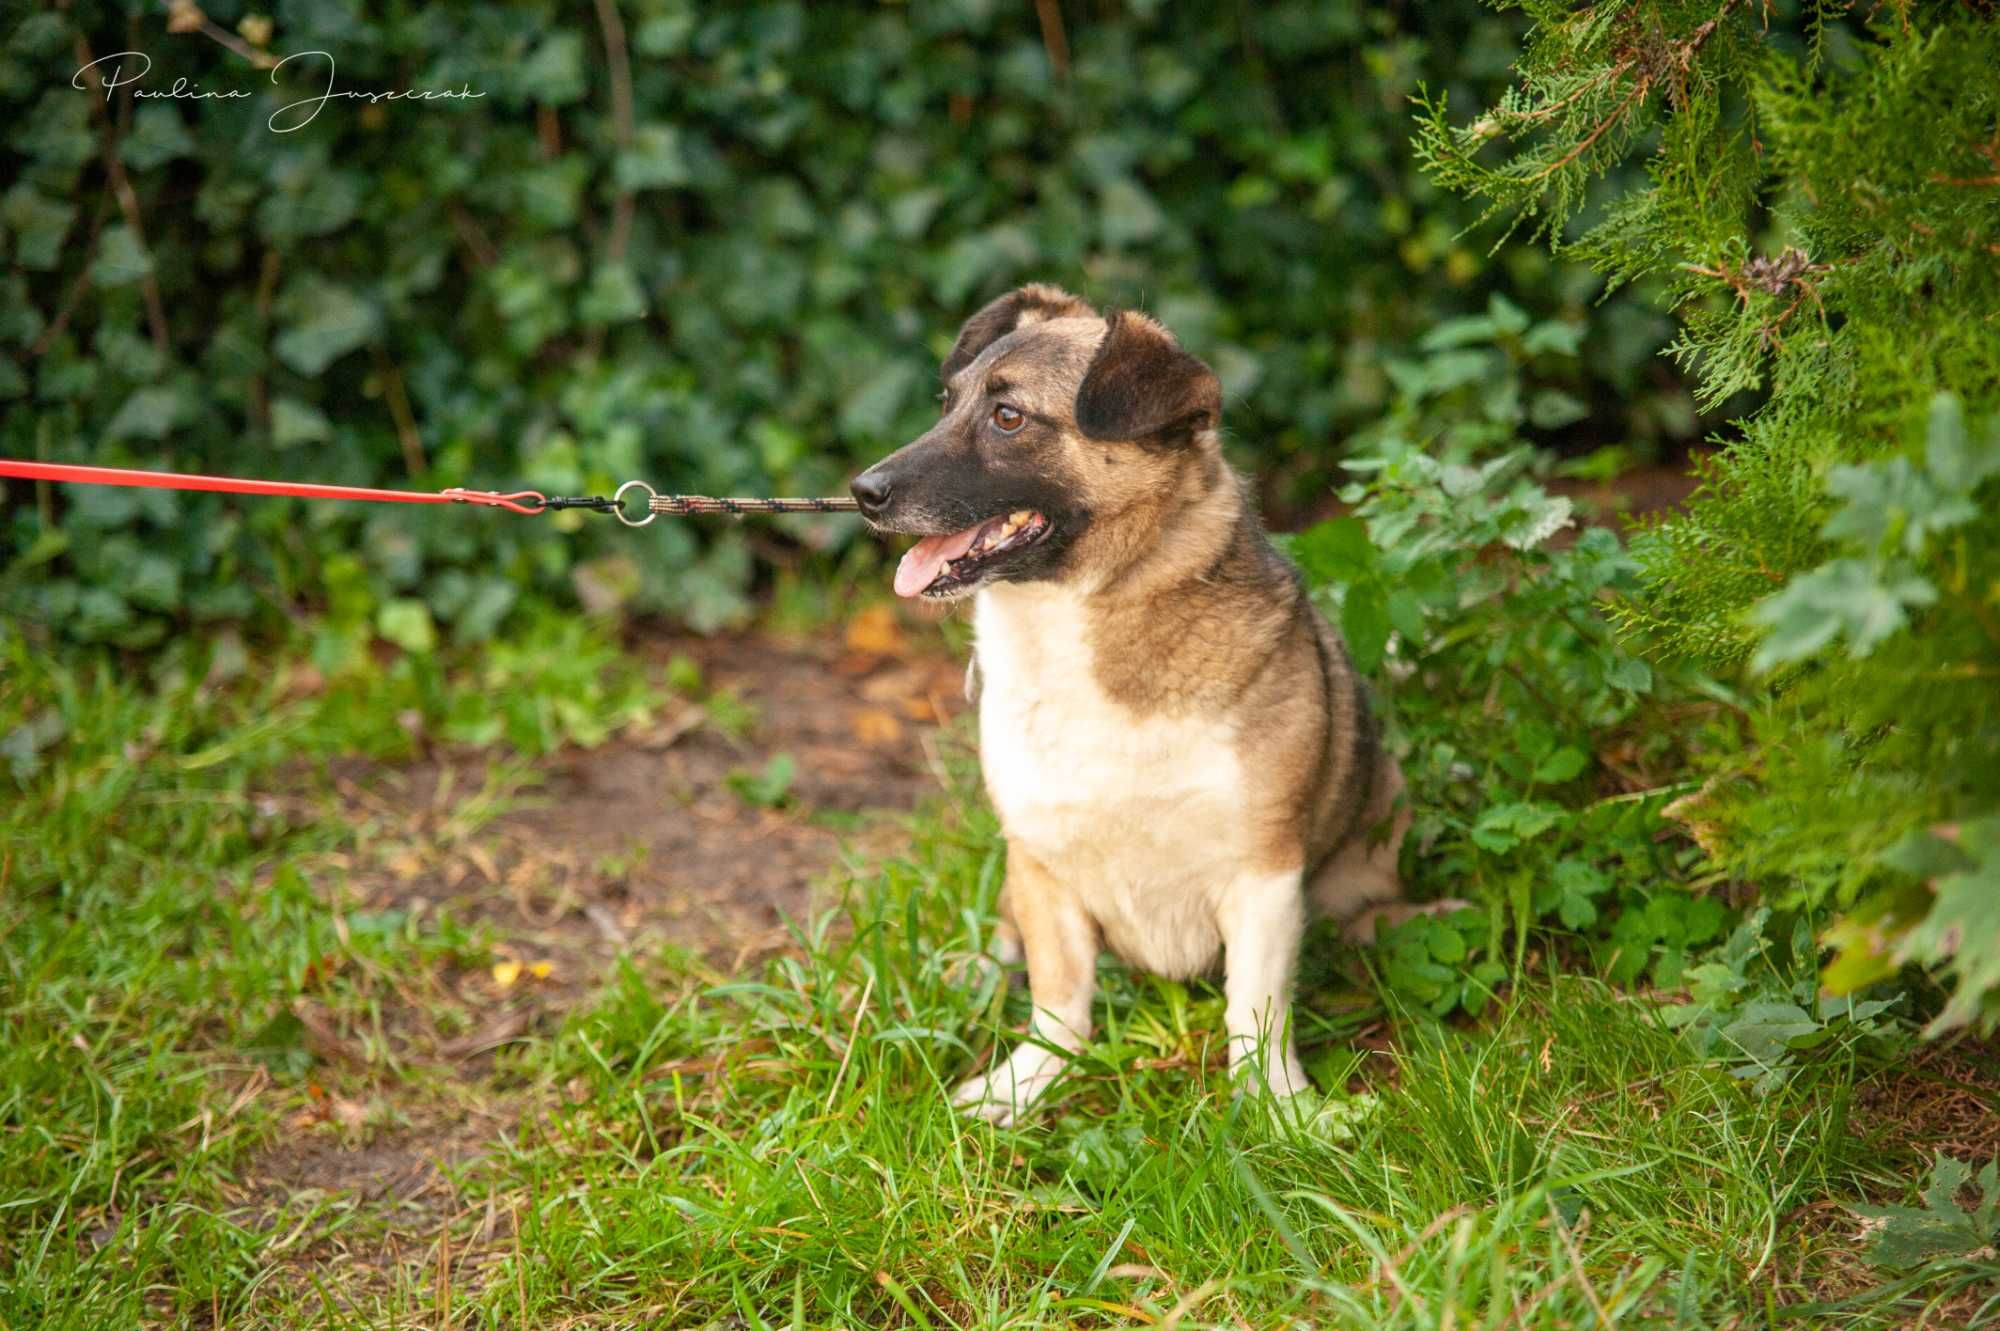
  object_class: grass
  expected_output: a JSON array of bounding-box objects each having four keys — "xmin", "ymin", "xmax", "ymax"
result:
[{"xmin": 2, "ymin": 619, "xmax": 1995, "ymax": 1329}]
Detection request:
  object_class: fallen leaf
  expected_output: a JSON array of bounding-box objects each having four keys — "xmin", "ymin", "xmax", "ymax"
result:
[
  {"xmin": 491, "ymin": 958, "xmax": 553, "ymax": 990},
  {"xmin": 844, "ymin": 605, "xmax": 903, "ymax": 656},
  {"xmin": 851, "ymin": 708, "xmax": 903, "ymax": 746}
]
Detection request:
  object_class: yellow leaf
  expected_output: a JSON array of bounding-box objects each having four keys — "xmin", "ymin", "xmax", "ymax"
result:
[
  {"xmin": 491, "ymin": 960, "xmax": 523, "ymax": 989},
  {"xmin": 843, "ymin": 605, "xmax": 903, "ymax": 656},
  {"xmin": 852, "ymin": 708, "xmax": 903, "ymax": 746}
]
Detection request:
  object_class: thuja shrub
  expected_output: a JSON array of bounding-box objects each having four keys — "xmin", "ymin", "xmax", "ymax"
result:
[{"xmin": 1417, "ymin": 2, "xmax": 2000, "ymax": 1030}]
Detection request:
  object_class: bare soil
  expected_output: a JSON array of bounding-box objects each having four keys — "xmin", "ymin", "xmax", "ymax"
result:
[{"xmin": 230, "ymin": 623, "xmax": 968, "ymax": 1308}]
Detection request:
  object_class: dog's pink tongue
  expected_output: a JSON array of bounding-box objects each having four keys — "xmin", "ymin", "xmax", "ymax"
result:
[{"xmin": 893, "ymin": 525, "xmax": 982, "ymax": 598}]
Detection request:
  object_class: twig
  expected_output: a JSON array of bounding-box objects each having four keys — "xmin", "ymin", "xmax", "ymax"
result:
[
  {"xmin": 1528, "ymin": 75, "xmax": 1652, "ymax": 182},
  {"xmin": 28, "ymin": 190, "xmax": 114, "ymax": 357},
  {"xmin": 447, "ymin": 202, "xmax": 498, "ymax": 268},
  {"xmin": 372, "ymin": 347, "xmax": 426, "ymax": 476},
  {"xmin": 1033, "ymin": 0, "xmax": 1071, "ymax": 81},
  {"xmin": 72, "ymin": 35, "xmax": 171, "ymax": 355},
  {"xmin": 168, "ymin": 0, "xmax": 278, "ymax": 69},
  {"xmin": 249, "ymin": 248, "xmax": 280, "ymax": 434},
  {"xmin": 592, "ymin": 0, "xmax": 637, "ymax": 262},
  {"xmin": 1496, "ymin": 58, "xmax": 1635, "ymax": 132}
]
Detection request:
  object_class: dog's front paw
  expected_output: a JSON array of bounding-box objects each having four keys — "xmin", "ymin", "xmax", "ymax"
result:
[{"xmin": 952, "ymin": 1044, "xmax": 1062, "ymax": 1126}]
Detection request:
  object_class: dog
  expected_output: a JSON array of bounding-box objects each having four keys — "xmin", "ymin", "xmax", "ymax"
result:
[{"xmin": 851, "ymin": 284, "xmax": 1410, "ymax": 1124}]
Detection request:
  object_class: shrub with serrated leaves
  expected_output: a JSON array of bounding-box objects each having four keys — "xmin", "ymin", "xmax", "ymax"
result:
[
  {"xmin": 1417, "ymin": 2, "xmax": 2000, "ymax": 1031},
  {"xmin": 1285, "ymin": 318, "xmax": 1726, "ymax": 1015},
  {"xmin": 0, "ymin": 1, "xmax": 1699, "ymax": 651}
]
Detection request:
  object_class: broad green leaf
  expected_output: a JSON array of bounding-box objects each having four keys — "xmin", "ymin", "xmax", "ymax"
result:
[
  {"xmin": 1288, "ymin": 517, "xmax": 1374, "ymax": 583},
  {"xmin": 1894, "ymin": 822, "xmax": 2000, "ymax": 1034},
  {"xmin": 122, "ymin": 104, "xmax": 197, "ymax": 170},
  {"xmin": 1340, "ymin": 583, "xmax": 1390, "ymax": 673},
  {"xmin": 377, "ymin": 599, "xmax": 438, "ymax": 654},
  {"xmin": 274, "ymin": 281, "xmax": 380, "ymax": 376},
  {"xmin": 270, "ymin": 397, "xmax": 334, "ymax": 450},
  {"xmin": 1751, "ymin": 558, "xmax": 1936, "ymax": 668},
  {"xmin": 102, "ymin": 386, "xmax": 186, "ymax": 441},
  {"xmin": 93, "ymin": 225, "xmax": 152, "ymax": 286},
  {"xmin": 617, "ymin": 125, "xmax": 692, "ymax": 191},
  {"xmin": 2, "ymin": 184, "xmax": 75, "ymax": 270},
  {"xmin": 1855, "ymin": 1154, "xmax": 2000, "ymax": 1269}
]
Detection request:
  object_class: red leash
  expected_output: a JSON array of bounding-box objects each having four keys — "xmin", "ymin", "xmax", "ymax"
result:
[
  {"xmin": 0, "ymin": 459, "xmax": 551, "ymax": 514},
  {"xmin": 0, "ymin": 459, "xmax": 862, "ymax": 525}
]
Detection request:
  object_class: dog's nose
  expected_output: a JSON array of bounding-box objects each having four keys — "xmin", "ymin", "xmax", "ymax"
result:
[{"xmin": 850, "ymin": 469, "xmax": 893, "ymax": 517}]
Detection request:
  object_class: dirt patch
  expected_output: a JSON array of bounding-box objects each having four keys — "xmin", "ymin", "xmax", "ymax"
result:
[
  {"xmin": 330, "ymin": 625, "xmax": 966, "ymax": 1002},
  {"xmin": 227, "ymin": 623, "xmax": 968, "ymax": 1312},
  {"xmin": 1850, "ymin": 1037, "xmax": 2000, "ymax": 1164}
]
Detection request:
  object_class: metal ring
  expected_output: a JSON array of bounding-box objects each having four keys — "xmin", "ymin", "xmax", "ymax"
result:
[{"xmin": 613, "ymin": 479, "xmax": 657, "ymax": 527}]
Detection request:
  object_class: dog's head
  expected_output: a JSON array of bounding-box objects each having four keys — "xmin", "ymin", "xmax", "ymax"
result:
[{"xmin": 852, "ymin": 284, "xmax": 1223, "ymax": 600}]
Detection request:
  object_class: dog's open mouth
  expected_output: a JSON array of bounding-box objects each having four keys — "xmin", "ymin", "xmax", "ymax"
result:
[{"xmin": 893, "ymin": 510, "xmax": 1051, "ymax": 598}]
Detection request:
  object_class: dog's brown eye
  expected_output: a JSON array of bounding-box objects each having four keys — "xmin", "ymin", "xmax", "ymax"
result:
[{"xmin": 992, "ymin": 404, "xmax": 1025, "ymax": 433}]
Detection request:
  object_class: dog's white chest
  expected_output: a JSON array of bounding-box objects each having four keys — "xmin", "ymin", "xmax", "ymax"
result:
[{"xmin": 972, "ymin": 586, "xmax": 1251, "ymax": 974}]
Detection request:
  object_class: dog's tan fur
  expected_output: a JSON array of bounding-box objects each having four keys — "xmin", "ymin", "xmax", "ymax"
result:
[{"xmin": 853, "ymin": 285, "xmax": 1409, "ymax": 1123}]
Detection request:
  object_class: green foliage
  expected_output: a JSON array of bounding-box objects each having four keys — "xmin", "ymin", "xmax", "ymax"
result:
[
  {"xmin": 1662, "ymin": 909, "xmax": 1900, "ymax": 1094},
  {"xmin": 1855, "ymin": 1155, "xmax": 2000, "ymax": 1271},
  {"xmin": 1418, "ymin": 1, "xmax": 2000, "ymax": 1030},
  {"xmin": 1286, "ymin": 317, "xmax": 1728, "ymax": 1014},
  {"xmin": 1, "ymin": 1, "xmax": 1697, "ymax": 647},
  {"xmin": 726, "ymin": 751, "xmax": 797, "ymax": 809}
]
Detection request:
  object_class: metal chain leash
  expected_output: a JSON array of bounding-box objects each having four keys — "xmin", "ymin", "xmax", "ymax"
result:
[{"xmin": 613, "ymin": 480, "xmax": 859, "ymax": 526}]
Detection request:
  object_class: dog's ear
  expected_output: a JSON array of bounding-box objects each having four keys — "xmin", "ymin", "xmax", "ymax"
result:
[
  {"xmin": 941, "ymin": 284, "xmax": 1096, "ymax": 382},
  {"xmin": 1074, "ymin": 310, "xmax": 1222, "ymax": 447}
]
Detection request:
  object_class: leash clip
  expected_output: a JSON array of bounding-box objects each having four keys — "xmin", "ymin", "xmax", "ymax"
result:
[
  {"xmin": 612, "ymin": 479, "xmax": 658, "ymax": 527},
  {"xmin": 540, "ymin": 494, "xmax": 620, "ymax": 514}
]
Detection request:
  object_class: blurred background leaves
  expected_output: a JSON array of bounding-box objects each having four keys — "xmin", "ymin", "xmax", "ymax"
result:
[{"xmin": 0, "ymin": 0, "xmax": 1699, "ymax": 648}]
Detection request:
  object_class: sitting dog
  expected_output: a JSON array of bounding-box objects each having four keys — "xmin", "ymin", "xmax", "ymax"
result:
[{"xmin": 851, "ymin": 285, "xmax": 1409, "ymax": 1124}]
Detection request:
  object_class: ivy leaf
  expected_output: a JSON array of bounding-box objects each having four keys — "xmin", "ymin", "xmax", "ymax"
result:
[
  {"xmin": 1750, "ymin": 558, "xmax": 1936, "ymax": 668},
  {"xmin": 2, "ymin": 184, "xmax": 76, "ymax": 270},
  {"xmin": 838, "ymin": 361, "xmax": 920, "ymax": 441},
  {"xmin": 515, "ymin": 31, "xmax": 587, "ymax": 104},
  {"xmin": 579, "ymin": 263, "xmax": 648, "ymax": 326},
  {"xmin": 1100, "ymin": 178, "xmax": 1168, "ymax": 246},
  {"xmin": 616, "ymin": 125, "xmax": 692, "ymax": 190},
  {"xmin": 103, "ymin": 386, "xmax": 188, "ymax": 441},
  {"xmin": 93, "ymin": 225, "xmax": 153, "ymax": 286},
  {"xmin": 274, "ymin": 280, "xmax": 380, "ymax": 376},
  {"xmin": 270, "ymin": 397, "xmax": 334, "ymax": 450},
  {"xmin": 122, "ymin": 104, "xmax": 198, "ymax": 171}
]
